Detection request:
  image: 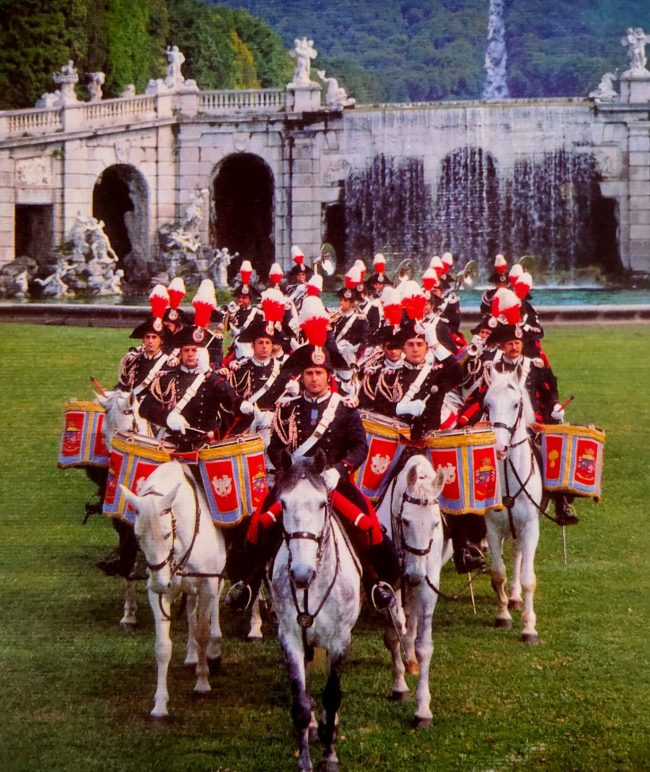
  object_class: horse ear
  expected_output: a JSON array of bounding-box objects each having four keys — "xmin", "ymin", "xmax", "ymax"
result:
[
  {"xmin": 432, "ymin": 466, "xmax": 446, "ymax": 498},
  {"xmin": 407, "ymin": 464, "xmax": 418, "ymax": 489},
  {"xmin": 119, "ymin": 484, "xmax": 141, "ymax": 513},
  {"xmin": 313, "ymin": 449, "xmax": 327, "ymax": 474},
  {"xmin": 158, "ymin": 483, "xmax": 180, "ymax": 512},
  {"xmin": 514, "ymin": 362, "xmax": 526, "ymax": 385},
  {"xmin": 280, "ymin": 449, "xmax": 293, "ymax": 473}
]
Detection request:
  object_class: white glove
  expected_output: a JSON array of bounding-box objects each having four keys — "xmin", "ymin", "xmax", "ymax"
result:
[
  {"xmin": 396, "ymin": 399, "xmax": 426, "ymax": 417},
  {"xmin": 284, "ymin": 378, "xmax": 300, "ymax": 397},
  {"xmin": 240, "ymin": 400, "xmax": 255, "ymax": 416},
  {"xmin": 167, "ymin": 410, "xmax": 189, "ymax": 434},
  {"xmin": 337, "ymin": 340, "xmax": 357, "ymax": 366},
  {"xmin": 196, "ymin": 347, "xmax": 210, "ymax": 374},
  {"xmin": 551, "ymin": 403, "xmax": 565, "ymax": 422},
  {"xmin": 323, "ymin": 467, "xmax": 340, "ymax": 491},
  {"xmin": 254, "ymin": 409, "xmax": 274, "ymax": 430},
  {"xmin": 424, "ymin": 324, "xmax": 439, "ymax": 349}
]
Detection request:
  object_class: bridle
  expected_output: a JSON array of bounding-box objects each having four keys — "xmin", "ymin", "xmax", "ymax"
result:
[
  {"xmin": 392, "ymin": 490, "xmax": 440, "ymax": 560},
  {"xmin": 283, "ymin": 491, "xmax": 341, "ymax": 642},
  {"xmin": 490, "ymin": 397, "xmax": 527, "ymax": 451}
]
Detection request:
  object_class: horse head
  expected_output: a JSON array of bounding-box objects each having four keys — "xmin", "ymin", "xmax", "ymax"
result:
[
  {"xmin": 120, "ymin": 478, "xmax": 180, "ymax": 594},
  {"xmin": 394, "ymin": 455, "xmax": 445, "ymax": 586},
  {"xmin": 98, "ymin": 389, "xmax": 146, "ymax": 445},
  {"xmin": 276, "ymin": 449, "xmax": 329, "ymax": 589},
  {"xmin": 484, "ymin": 367, "xmax": 535, "ymax": 460}
]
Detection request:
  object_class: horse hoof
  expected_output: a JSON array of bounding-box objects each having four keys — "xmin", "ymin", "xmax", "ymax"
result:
[
  {"xmin": 390, "ymin": 690, "xmax": 410, "ymax": 702},
  {"xmin": 184, "ymin": 659, "xmax": 198, "ymax": 669},
  {"xmin": 308, "ymin": 724, "xmax": 319, "ymax": 744},
  {"xmin": 508, "ymin": 599, "xmax": 524, "ymax": 611},
  {"xmin": 246, "ymin": 635, "xmax": 263, "ymax": 644},
  {"xmin": 149, "ymin": 713, "xmax": 170, "ymax": 722},
  {"xmin": 521, "ymin": 633, "xmax": 540, "ymax": 645},
  {"xmin": 208, "ymin": 656, "xmax": 222, "ymax": 674},
  {"xmin": 317, "ymin": 760, "xmax": 339, "ymax": 772},
  {"xmin": 119, "ymin": 621, "xmax": 137, "ymax": 632},
  {"xmin": 412, "ymin": 716, "xmax": 433, "ymax": 729},
  {"xmin": 405, "ymin": 660, "xmax": 419, "ymax": 676},
  {"xmin": 494, "ymin": 617, "xmax": 513, "ymax": 629},
  {"xmin": 191, "ymin": 689, "xmax": 211, "ymax": 699}
]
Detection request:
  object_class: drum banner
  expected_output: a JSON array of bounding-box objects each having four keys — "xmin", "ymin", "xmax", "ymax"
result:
[
  {"xmin": 199, "ymin": 439, "xmax": 268, "ymax": 526},
  {"xmin": 102, "ymin": 433, "xmax": 172, "ymax": 521},
  {"xmin": 541, "ymin": 424, "xmax": 605, "ymax": 501},
  {"xmin": 355, "ymin": 435, "xmax": 404, "ymax": 502},
  {"xmin": 426, "ymin": 430, "xmax": 503, "ymax": 516},
  {"xmin": 58, "ymin": 400, "xmax": 109, "ymax": 468}
]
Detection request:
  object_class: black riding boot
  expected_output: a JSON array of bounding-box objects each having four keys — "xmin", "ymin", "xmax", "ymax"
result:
[
  {"xmin": 225, "ymin": 532, "xmax": 281, "ymax": 612},
  {"xmin": 363, "ymin": 536, "xmax": 401, "ymax": 610},
  {"xmin": 96, "ymin": 518, "xmax": 138, "ymax": 578},
  {"xmin": 449, "ymin": 514, "xmax": 486, "ymax": 574},
  {"xmin": 554, "ymin": 494, "xmax": 579, "ymax": 525}
]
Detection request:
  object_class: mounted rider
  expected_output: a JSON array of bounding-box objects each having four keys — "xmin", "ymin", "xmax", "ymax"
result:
[{"xmin": 226, "ymin": 296, "xmax": 401, "ymax": 613}]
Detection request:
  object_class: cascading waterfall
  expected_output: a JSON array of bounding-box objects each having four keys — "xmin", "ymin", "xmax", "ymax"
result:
[
  {"xmin": 483, "ymin": 0, "xmax": 510, "ymax": 101},
  {"xmin": 342, "ymin": 148, "xmax": 602, "ymax": 279}
]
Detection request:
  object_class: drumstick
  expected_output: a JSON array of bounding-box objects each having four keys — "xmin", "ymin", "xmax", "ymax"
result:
[
  {"xmin": 559, "ymin": 395, "xmax": 575, "ymax": 411},
  {"xmin": 90, "ymin": 376, "xmax": 107, "ymax": 397}
]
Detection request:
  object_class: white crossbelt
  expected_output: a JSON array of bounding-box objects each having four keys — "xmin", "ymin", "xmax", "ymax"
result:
[
  {"xmin": 397, "ymin": 363, "xmax": 433, "ymax": 407},
  {"xmin": 292, "ymin": 392, "xmax": 342, "ymax": 460},
  {"xmin": 249, "ymin": 360, "xmax": 281, "ymax": 404}
]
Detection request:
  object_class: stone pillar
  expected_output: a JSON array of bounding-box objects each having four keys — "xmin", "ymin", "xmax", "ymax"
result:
[
  {"xmin": 626, "ymin": 121, "xmax": 650, "ymax": 272},
  {"xmin": 619, "ymin": 72, "xmax": 650, "ymax": 104},
  {"xmin": 286, "ymin": 83, "xmax": 322, "ymax": 113}
]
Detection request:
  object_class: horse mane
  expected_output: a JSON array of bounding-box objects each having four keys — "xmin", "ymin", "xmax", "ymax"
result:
[
  {"xmin": 405, "ymin": 455, "xmax": 439, "ymax": 500},
  {"xmin": 275, "ymin": 454, "xmax": 327, "ymax": 497}
]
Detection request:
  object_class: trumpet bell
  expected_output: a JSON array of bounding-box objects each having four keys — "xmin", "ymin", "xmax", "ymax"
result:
[
  {"xmin": 460, "ymin": 260, "xmax": 478, "ymax": 288},
  {"xmin": 391, "ymin": 258, "xmax": 415, "ymax": 285},
  {"xmin": 314, "ymin": 243, "xmax": 337, "ymax": 276}
]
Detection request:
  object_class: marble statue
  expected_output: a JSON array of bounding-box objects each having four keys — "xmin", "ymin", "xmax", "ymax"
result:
[
  {"xmin": 290, "ymin": 38, "xmax": 317, "ymax": 86},
  {"xmin": 208, "ymin": 247, "xmax": 236, "ymax": 289},
  {"xmin": 34, "ymin": 259, "xmax": 75, "ymax": 298},
  {"xmin": 180, "ymin": 188, "xmax": 207, "ymax": 234},
  {"xmin": 165, "ymin": 45, "xmax": 186, "ymax": 88},
  {"xmin": 316, "ymin": 70, "xmax": 356, "ymax": 108},
  {"xmin": 589, "ymin": 72, "xmax": 618, "ymax": 101},
  {"xmin": 53, "ymin": 60, "xmax": 79, "ymax": 103},
  {"xmin": 121, "ymin": 84, "xmax": 136, "ymax": 98},
  {"xmin": 621, "ymin": 27, "xmax": 650, "ymax": 74},
  {"xmin": 87, "ymin": 72, "xmax": 105, "ymax": 102},
  {"xmin": 35, "ymin": 91, "xmax": 62, "ymax": 109}
]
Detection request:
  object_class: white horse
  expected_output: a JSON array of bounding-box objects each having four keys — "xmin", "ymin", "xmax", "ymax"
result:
[
  {"xmin": 96, "ymin": 389, "xmax": 150, "ymax": 628},
  {"xmin": 270, "ymin": 450, "xmax": 361, "ymax": 772},
  {"xmin": 484, "ymin": 366, "xmax": 543, "ymax": 644},
  {"xmin": 120, "ymin": 460, "xmax": 227, "ymax": 717},
  {"xmin": 377, "ymin": 455, "xmax": 448, "ymax": 727}
]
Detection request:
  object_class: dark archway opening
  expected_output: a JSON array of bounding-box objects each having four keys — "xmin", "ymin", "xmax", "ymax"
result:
[
  {"xmin": 93, "ymin": 165, "xmax": 149, "ymax": 287},
  {"xmin": 15, "ymin": 204, "xmax": 53, "ymax": 267},
  {"xmin": 211, "ymin": 153, "xmax": 274, "ymax": 280},
  {"xmin": 323, "ymin": 198, "xmax": 346, "ymax": 267}
]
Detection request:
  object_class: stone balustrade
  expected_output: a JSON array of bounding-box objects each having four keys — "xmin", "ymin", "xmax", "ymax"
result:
[
  {"xmin": 199, "ymin": 88, "xmax": 286, "ymax": 114},
  {"xmin": 0, "ymin": 88, "xmax": 288, "ymax": 140}
]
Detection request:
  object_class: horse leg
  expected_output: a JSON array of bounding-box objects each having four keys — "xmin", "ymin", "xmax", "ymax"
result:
[
  {"xmin": 120, "ymin": 579, "xmax": 138, "ymax": 629},
  {"xmin": 318, "ymin": 651, "xmax": 346, "ymax": 771},
  {"xmin": 487, "ymin": 532, "xmax": 512, "ymax": 629},
  {"xmin": 247, "ymin": 592, "xmax": 264, "ymax": 642},
  {"xmin": 207, "ymin": 579, "xmax": 223, "ymax": 672},
  {"xmin": 383, "ymin": 598, "xmax": 409, "ymax": 701},
  {"xmin": 413, "ymin": 601, "xmax": 434, "ymax": 728},
  {"xmin": 184, "ymin": 592, "xmax": 199, "ymax": 667},
  {"xmin": 192, "ymin": 588, "xmax": 212, "ymax": 694},
  {"xmin": 508, "ymin": 541, "xmax": 524, "ymax": 611},
  {"xmin": 281, "ymin": 635, "xmax": 313, "ymax": 771},
  {"xmin": 519, "ymin": 521, "xmax": 540, "ymax": 644},
  {"xmin": 149, "ymin": 589, "xmax": 172, "ymax": 718}
]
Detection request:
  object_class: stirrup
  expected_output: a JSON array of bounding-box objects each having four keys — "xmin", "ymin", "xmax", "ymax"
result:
[
  {"xmin": 554, "ymin": 503, "xmax": 579, "ymax": 526},
  {"xmin": 225, "ymin": 581, "xmax": 253, "ymax": 611},
  {"xmin": 371, "ymin": 581, "xmax": 396, "ymax": 611}
]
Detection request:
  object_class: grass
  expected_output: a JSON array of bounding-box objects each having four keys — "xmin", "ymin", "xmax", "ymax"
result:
[{"xmin": 1, "ymin": 322, "xmax": 649, "ymax": 771}]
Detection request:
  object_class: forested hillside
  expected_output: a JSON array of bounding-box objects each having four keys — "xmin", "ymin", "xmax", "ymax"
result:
[
  {"xmin": 0, "ymin": 0, "xmax": 292, "ymax": 109},
  {"xmin": 214, "ymin": 0, "xmax": 650, "ymax": 102}
]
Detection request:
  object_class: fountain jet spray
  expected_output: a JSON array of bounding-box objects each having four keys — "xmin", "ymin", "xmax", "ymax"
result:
[{"xmin": 483, "ymin": 0, "xmax": 510, "ymax": 100}]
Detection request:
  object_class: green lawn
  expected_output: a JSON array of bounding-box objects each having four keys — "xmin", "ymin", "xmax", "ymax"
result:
[{"xmin": 1, "ymin": 323, "xmax": 649, "ymax": 771}]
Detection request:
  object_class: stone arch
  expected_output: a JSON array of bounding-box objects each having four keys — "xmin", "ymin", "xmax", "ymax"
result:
[
  {"xmin": 92, "ymin": 164, "xmax": 149, "ymax": 286},
  {"xmin": 210, "ymin": 153, "xmax": 275, "ymax": 280}
]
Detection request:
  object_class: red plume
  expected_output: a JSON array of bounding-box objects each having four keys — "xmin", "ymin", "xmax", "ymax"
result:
[
  {"xmin": 192, "ymin": 279, "xmax": 216, "ymax": 328},
  {"xmin": 149, "ymin": 284, "xmax": 169, "ymax": 320},
  {"xmin": 167, "ymin": 277, "xmax": 186, "ymax": 310},
  {"xmin": 299, "ymin": 297, "xmax": 329, "ymax": 346},
  {"xmin": 261, "ymin": 287, "xmax": 286, "ymax": 323}
]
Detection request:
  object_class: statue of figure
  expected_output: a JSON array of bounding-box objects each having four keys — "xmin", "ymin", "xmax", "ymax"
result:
[
  {"xmin": 87, "ymin": 218, "xmax": 119, "ymax": 264},
  {"xmin": 589, "ymin": 72, "xmax": 618, "ymax": 101},
  {"xmin": 180, "ymin": 189, "xmax": 207, "ymax": 234},
  {"xmin": 53, "ymin": 60, "xmax": 79, "ymax": 103},
  {"xmin": 208, "ymin": 247, "xmax": 236, "ymax": 289},
  {"xmin": 290, "ymin": 37, "xmax": 317, "ymax": 86},
  {"xmin": 165, "ymin": 45, "xmax": 186, "ymax": 88},
  {"xmin": 621, "ymin": 27, "xmax": 650, "ymax": 73},
  {"xmin": 121, "ymin": 84, "xmax": 136, "ymax": 98},
  {"xmin": 34, "ymin": 259, "xmax": 75, "ymax": 298},
  {"xmin": 316, "ymin": 69, "xmax": 356, "ymax": 107},
  {"xmin": 87, "ymin": 72, "xmax": 105, "ymax": 102},
  {"xmin": 35, "ymin": 91, "xmax": 62, "ymax": 109}
]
